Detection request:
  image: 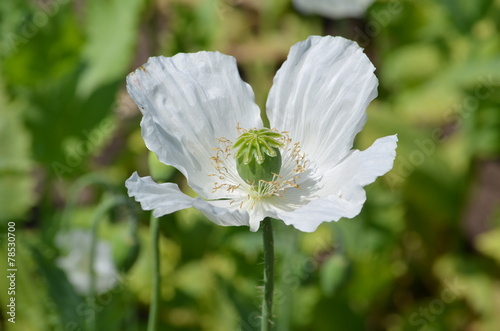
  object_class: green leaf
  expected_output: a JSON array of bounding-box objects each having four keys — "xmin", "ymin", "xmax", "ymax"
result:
[
  {"xmin": 320, "ymin": 254, "xmax": 349, "ymax": 296},
  {"xmin": 77, "ymin": 0, "xmax": 144, "ymax": 97},
  {"xmin": 1, "ymin": 4, "xmax": 84, "ymax": 85},
  {"xmin": 0, "ymin": 235, "xmax": 53, "ymax": 331},
  {"xmin": 0, "ymin": 80, "xmax": 34, "ymax": 222},
  {"xmin": 26, "ymin": 70, "xmax": 119, "ymax": 169},
  {"xmin": 437, "ymin": 0, "xmax": 494, "ymax": 33},
  {"xmin": 31, "ymin": 244, "xmax": 85, "ymax": 329},
  {"xmin": 476, "ymin": 228, "xmax": 500, "ymax": 264}
]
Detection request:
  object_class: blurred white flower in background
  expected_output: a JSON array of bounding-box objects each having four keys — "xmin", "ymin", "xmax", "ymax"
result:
[
  {"xmin": 56, "ymin": 230, "xmax": 119, "ymax": 295},
  {"xmin": 293, "ymin": 0, "xmax": 375, "ymax": 19}
]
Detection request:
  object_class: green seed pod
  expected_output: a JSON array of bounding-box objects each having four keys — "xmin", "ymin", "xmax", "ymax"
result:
[
  {"xmin": 233, "ymin": 128, "xmax": 283, "ymax": 184},
  {"xmin": 237, "ymin": 147, "xmax": 282, "ymax": 184}
]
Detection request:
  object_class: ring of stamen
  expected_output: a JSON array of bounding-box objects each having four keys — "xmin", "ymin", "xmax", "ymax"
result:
[{"xmin": 209, "ymin": 125, "xmax": 309, "ymax": 209}]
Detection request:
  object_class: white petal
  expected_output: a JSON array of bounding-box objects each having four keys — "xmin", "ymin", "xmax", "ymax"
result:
[
  {"xmin": 276, "ymin": 195, "xmax": 362, "ymax": 232},
  {"xmin": 126, "ymin": 172, "xmax": 250, "ymax": 228},
  {"xmin": 276, "ymin": 135, "xmax": 397, "ymax": 232},
  {"xmin": 267, "ymin": 36, "xmax": 378, "ymax": 173},
  {"xmin": 293, "ymin": 0, "xmax": 374, "ymax": 19},
  {"xmin": 127, "ymin": 53, "xmax": 262, "ymax": 199},
  {"xmin": 125, "ymin": 172, "xmax": 194, "ymax": 217},
  {"xmin": 192, "ymin": 199, "xmax": 251, "ymax": 230},
  {"xmin": 318, "ymin": 135, "xmax": 398, "ymax": 198}
]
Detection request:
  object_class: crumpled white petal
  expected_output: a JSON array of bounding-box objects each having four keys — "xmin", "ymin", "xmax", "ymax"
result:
[
  {"xmin": 293, "ymin": 0, "xmax": 375, "ymax": 19},
  {"xmin": 276, "ymin": 135, "xmax": 397, "ymax": 232},
  {"xmin": 267, "ymin": 36, "xmax": 378, "ymax": 174},
  {"xmin": 126, "ymin": 53, "xmax": 262, "ymax": 199},
  {"xmin": 318, "ymin": 135, "xmax": 398, "ymax": 198},
  {"xmin": 125, "ymin": 172, "xmax": 194, "ymax": 217},
  {"xmin": 125, "ymin": 172, "xmax": 250, "ymax": 228}
]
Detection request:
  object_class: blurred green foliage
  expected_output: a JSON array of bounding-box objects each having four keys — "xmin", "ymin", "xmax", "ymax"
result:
[{"xmin": 1, "ymin": 0, "xmax": 500, "ymax": 330}]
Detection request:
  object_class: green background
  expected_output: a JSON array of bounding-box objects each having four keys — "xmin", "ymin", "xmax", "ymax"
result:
[{"xmin": 1, "ymin": 0, "xmax": 500, "ymax": 330}]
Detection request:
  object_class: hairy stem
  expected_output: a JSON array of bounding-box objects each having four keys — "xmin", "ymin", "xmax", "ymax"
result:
[{"xmin": 261, "ymin": 217, "xmax": 275, "ymax": 331}]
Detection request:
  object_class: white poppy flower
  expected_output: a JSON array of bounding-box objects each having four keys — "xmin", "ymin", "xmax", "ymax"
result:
[
  {"xmin": 293, "ymin": 0, "xmax": 375, "ymax": 19},
  {"xmin": 125, "ymin": 36, "xmax": 397, "ymax": 233},
  {"xmin": 56, "ymin": 230, "xmax": 119, "ymax": 295}
]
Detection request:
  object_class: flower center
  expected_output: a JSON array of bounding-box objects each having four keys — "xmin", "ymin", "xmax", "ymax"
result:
[
  {"xmin": 232, "ymin": 128, "xmax": 284, "ymax": 184},
  {"xmin": 209, "ymin": 126, "xmax": 311, "ymax": 208}
]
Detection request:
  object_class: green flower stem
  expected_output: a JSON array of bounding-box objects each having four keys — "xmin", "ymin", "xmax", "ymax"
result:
[
  {"xmin": 63, "ymin": 174, "xmax": 113, "ymax": 233},
  {"xmin": 147, "ymin": 213, "xmax": 161, "ymax": 331},
  {"xmin": 261, "ymin": 217, "xmax": 275, "ymax": 331}
]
